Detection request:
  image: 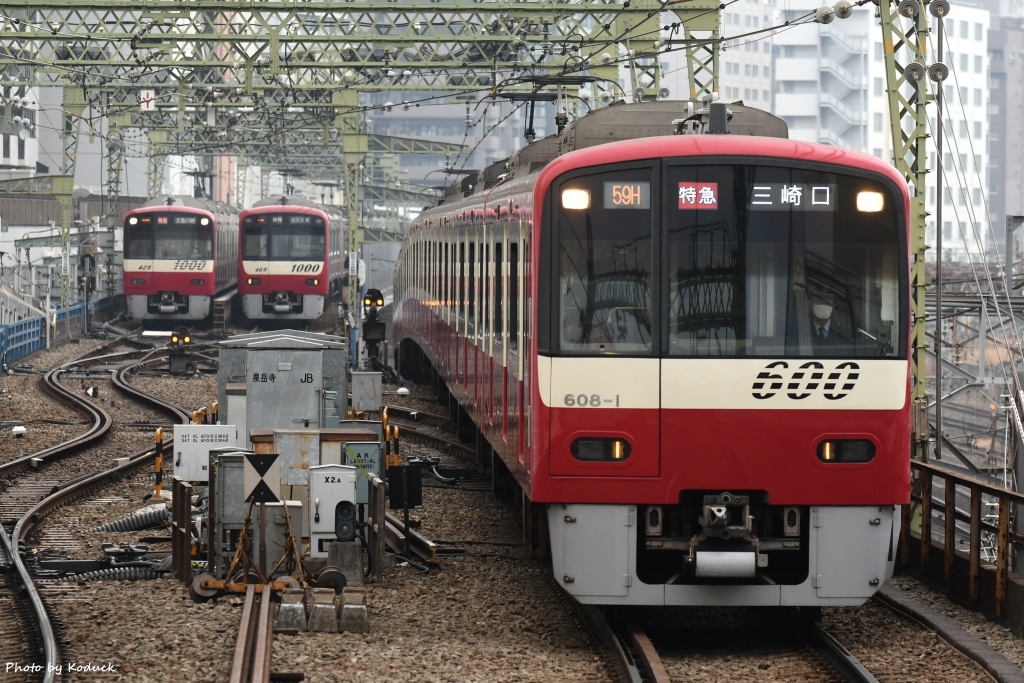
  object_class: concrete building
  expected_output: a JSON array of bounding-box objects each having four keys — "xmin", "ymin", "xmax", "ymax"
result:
[
  {"xmin": 772, "ymin": 0, "xmax": 990, "ymax": 263},
  {"xmin": 982, "ymin": 7, "xmax": 1024, "ymax": 266}
]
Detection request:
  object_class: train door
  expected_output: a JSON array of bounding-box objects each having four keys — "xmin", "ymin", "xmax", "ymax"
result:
[
  {"xmin": 519, "ymin": 229, "xmax": 529, "ymax": 468},
  {"xmin": 546, "ymin": 165, "xmax": 660, "ymax": 478}
]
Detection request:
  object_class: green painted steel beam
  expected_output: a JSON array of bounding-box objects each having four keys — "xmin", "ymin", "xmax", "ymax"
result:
[{"xmin": 879, "ymin": 0, "xmax": 934, "ymax": 460}]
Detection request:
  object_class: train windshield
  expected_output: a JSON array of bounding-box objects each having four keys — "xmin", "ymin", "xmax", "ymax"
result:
[
  {"xmin": 554, "ymin": 162, "xmax": 905, "ymax": 358},
  {"xmin": 242, "ymin": 213, "xmax": 325, "ymax": 260},
  {"xmin": 124, "ymin": 212, "xmax": 213, "ymax": 260}
]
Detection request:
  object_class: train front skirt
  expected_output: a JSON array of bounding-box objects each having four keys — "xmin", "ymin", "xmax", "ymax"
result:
[{"xmin": 547, "ymin": 504, "xmax": 899, "ymax": 606}]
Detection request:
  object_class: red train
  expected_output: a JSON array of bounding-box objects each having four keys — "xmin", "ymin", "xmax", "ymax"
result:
[
  {"xmin": 122, "ymin": 196, "xmax": 239, "ymax": 322},
  {"xmin": 393, "ymin": 101, "xmax": 911, "ymax": 607},
  {"xmin": 237, "ymin": 196, "xmax": 345, "ymax": 321}
]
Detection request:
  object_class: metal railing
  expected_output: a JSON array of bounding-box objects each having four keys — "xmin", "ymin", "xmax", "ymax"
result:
[{"xmin": 901, "ymin": 460, "xmax": 1024, "ymax": 620}]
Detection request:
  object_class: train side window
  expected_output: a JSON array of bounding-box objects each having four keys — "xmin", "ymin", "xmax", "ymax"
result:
[
  {"xmin": 483, "ymin": 242, "xmax": 490, "ymax": 333},
  {"xmin": 494, "ymin": 240, "xmax": 503, "ymax": 342},
  {"xmin": 468, "ymin": 241, "xmax": 476, "ymax": 321},
  {"xmin": 509, "ymin": 238, "xmax": 519, "ymax": 349},
  {"xmin": 459, "ymin": 241, "xmax": 466, "ymax": 319}
]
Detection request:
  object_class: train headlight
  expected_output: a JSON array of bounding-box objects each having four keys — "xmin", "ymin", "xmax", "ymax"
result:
[
  {"xmin": 190, "ymin": 279, "xmax": 205, "ymax": 285},
  {"xmin": 817, "ymin": 439, "xmax": 875, "ymax": 463},
  {"xmin": 306, "ymin": 278, "xmax": 319, "ymax": 286},
  {"xmin": 561, "ymin": 188, "xmax": 591, "ymax": 210},
  {"xmin": 570, "ymin": 437, "xmax": 631, "ymax": 462},
  {"xmin": 128, "ymin": 217, "xmax": 138, "ymax": 225},
  {"xmin": 200, "ymin": 217, "xmax": 210, "ymax": 226},
  {"xmin": 131, "ymin": 278, "xmax": 146, "ymax": 285},
  {"xmin": 247, "ymin": 277, "xmax": 261, "ymax": 285},
  {"xmin": 856, "ymin": 191, "xmax": 884, "ymax": 212}
]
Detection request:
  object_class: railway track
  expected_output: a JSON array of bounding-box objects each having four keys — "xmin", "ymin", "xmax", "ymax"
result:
[
  {"xmin": 0, "ymin": 338, "xmax": 190, "ymax": 682},
  {"xmin": 385, "ymin": 383, "xmax": 1014, "ymax": 683}
]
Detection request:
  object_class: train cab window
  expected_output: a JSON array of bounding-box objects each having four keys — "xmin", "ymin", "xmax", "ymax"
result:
[
  {"xmin": 125, "ymin": 219, "xmax": 154, "ymax": 259},
  {"xmin": 555, "ymin": 168, "xmax": 655, "ymax": 355},
  {"xmin": 666, "ymin": 163, "xmax": 905, "ymax": 358},
  {"xmin": 152, "ymin": 214, "xmax": 213, "ymax": 260}
]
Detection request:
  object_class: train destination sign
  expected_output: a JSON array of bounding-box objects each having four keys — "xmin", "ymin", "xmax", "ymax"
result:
[
  {"xmin": 676, "ymin": 182, "xmax": 838, "ymax": 211},
  {"xmin": 603, "ymin": 181, "xmax": 650, "ymax": 209}
]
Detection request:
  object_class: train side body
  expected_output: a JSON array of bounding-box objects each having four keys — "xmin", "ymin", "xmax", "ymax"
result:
[
  {"xmin": 393, "ymin": 108, "xmax": 912, "ymax": 608},
  {"xmin": 238, "ymin": 198, "xmax": 345, "ymax": 321},
  {"xmin": 122, "ymin": 195, "xmax": 239, "ymax": 322}
]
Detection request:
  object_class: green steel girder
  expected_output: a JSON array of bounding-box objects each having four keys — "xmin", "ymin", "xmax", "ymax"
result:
[
  {"xmin": 879, "ymin": 0, "xmax": 933, "ymax": 457},
  {"xmin": 361, "ymin": 182, "xmax": 437, "ymax": 205},
  {"xmin": 0, "ymin": 1, "xmax": 707, "ymax": 101},
  {"xmin": 358, "ymin": 225, "xmax": 404, "ymax": 243},
  {"xmin": 144, "ymin": 127, "xmax": 466, "ymax": 158}
]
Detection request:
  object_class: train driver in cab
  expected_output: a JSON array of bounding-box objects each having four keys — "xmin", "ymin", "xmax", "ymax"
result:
[{"xmin": 809, "ymin": 289, "xmax": 853, "ymax": 351}]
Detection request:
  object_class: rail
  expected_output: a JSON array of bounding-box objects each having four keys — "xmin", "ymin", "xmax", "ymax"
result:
[
  {"xmin": 229, "ymin": 585, "xmax": 273, "ymax": 683},
  {"xmin": 901, "ymin": 460, "xmax": 1024, "ymax": 623}
]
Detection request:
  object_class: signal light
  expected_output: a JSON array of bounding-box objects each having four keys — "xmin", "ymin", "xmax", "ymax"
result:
[
  {"xmin": 171, "ymin": 326, "xmax": 192, "ymax": 348},
  {"xmin": 247, "ymin": 277, "xmax": 261, "ymax": 285}
]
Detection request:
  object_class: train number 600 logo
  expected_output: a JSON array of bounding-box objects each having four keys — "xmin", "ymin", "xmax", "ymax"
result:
[{"xmin": 751, "ymin": 361, "xmax": 860, "ymax": 400}]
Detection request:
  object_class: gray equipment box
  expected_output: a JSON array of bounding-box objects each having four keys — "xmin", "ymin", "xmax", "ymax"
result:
[
  {"xmin": 351, "ymin": 372, "xmax": 382, "ymax": 412},
  {"xmin": 209, "ymin": 449, "xmax": 303, "ymax": 579},
  {"xmin": 217, "ymin": 330, "xmax": 347, "ymax": 429},
  {"xmin": 343, "ymin": 441, "xmax": 383, "ymax": 505}
]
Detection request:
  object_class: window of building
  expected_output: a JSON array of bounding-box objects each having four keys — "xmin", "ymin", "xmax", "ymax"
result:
[
  {"xmin": 17, "ymin": 137, "xmax": 24, "ymax": 160},
  {"xmin": 974, "ymin": 89, "xmax": 982, "ymax": 106},
  {"xmin": 744, "ymin": 64, "xmax": 751, "ymax": 75},
  {"xmin": 975, "ymin": 23, "xmax": 983, "ymax": 40},
  {"xmin": 762, "ymin": 89, "xmax": 770, "ymax": 101},
  {"xmin": 975, "ymin": 55, "xmax": 982, "ymax": 72},
  {"xmin": 763, "ymin": 65, "xmax": 770, "ymax": 77},
  {"xmin": 875, "ymin": 77, "xmax": 883, "ymax": 96},
  {"xmin": 960, "ymin": 54, "xmax": 968, "ymax": 71},
  {"xmin": 960, "ymin": 21, "xmax": 968, "ymax": 39},
  {"xmin": 973, "ymin": 188, "xmax": 982, "ymax": 203},
  {"xmin": 960, "ymin": 153, "xmax": 967, "ymax": 168},
  {"xmin": 974, "ymin": 122, "xmax": 982, "ymax": 137},
  {"xmin": 959, "ymin": 86, "xmax": 968, "ymax": 102},
  {"xmin": 960, "ymin": 120, "xmax": 968, "ymax": 136},
  {"xmin": 874, "ymin": 112, "xmax": 883, "ymax": 131},
  {"xmin": 943, "ymin": 221, "xmax": 952, "ymax": 239},
  {"xmin": 2, "ymin": 135, "xmax": 8, "ymax": 159}
]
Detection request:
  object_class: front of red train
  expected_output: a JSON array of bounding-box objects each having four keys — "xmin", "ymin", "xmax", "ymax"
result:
[
  {"xmin": 530, "ymin": 135, "xmax": 911, "ymax": 607},
  {"xmin": 238, "ymin": 205, "xmax": 330, "ymax": 320},
  {"xmin": 123, "ymin": 205, "xmax": 218, "ymax": 320}
]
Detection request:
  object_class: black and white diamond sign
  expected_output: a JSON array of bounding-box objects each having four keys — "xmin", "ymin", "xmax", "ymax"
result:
[{"xmin": 243, "ymin": 453, "xmax": 280, "ymax": 503}]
